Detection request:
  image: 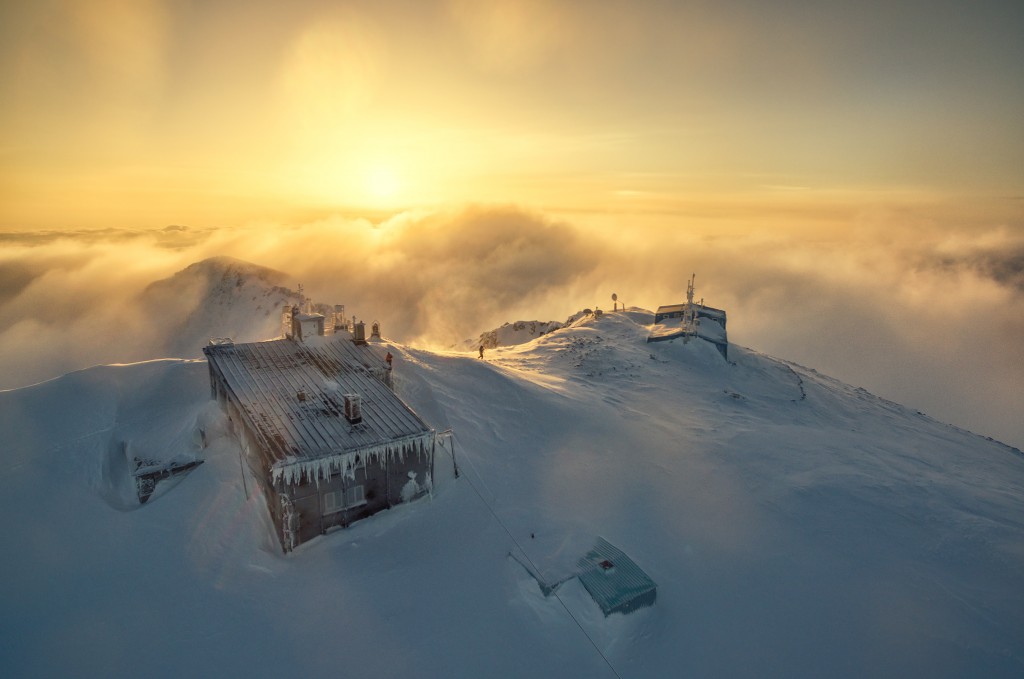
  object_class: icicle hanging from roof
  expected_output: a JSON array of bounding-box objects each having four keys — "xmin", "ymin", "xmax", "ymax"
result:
[{"xmin": 271, "ymin": 432, "xmax": 434, "ymax": 486}]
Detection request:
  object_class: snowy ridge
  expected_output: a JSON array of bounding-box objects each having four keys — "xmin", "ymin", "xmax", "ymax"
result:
[
  {"xmin": 464, "ymin": 319, "xmax": 563, "ymax": 351},
  {"xmin": 1, "ymin": 308, "xmax": 1023, "ymax": 677}
]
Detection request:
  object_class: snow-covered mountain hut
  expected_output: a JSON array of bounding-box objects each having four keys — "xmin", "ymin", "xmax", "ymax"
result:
[
  {"xmin": 203, "ymin": 331, "xmax": 434, "ymax": 552},
  {"xmin": 576, "ymin": 538, "xmax": 657, "ymax": 616}
]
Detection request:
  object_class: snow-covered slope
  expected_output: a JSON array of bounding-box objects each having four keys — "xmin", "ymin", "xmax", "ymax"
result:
[
  {"xmin": 141, "ymin": 256, "xmax": 299, "ymax": 357},
  {"xmin": 2, "ymin": 309, "xmax": 1023, "ymax": 678}
]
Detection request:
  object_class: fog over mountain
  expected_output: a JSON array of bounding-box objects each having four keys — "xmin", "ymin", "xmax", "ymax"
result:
[
  {"xmin": 0, "ymin": 204, "xmax": 1021, "ymax": 448},
  {"xmin": 140, "ymin": 256, "xmax": 299, "ymax": 358}
]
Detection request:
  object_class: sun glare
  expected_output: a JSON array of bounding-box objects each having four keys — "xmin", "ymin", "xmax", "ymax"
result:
[{"xmin": 365, "ymin": 165, "xmax": 402, "ymax": 206}]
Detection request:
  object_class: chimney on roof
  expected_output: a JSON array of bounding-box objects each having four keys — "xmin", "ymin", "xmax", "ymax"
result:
[
  {"xmin": 343, "ymin": 393, "xmax": 362, "ymax": 424},
  {"xmin": 291, "ymin": 308, "xmax": 324, "ymax": 342},
  {"xmin": 352, "ymin": 321, "xmax": 367, "ymax": 345}
]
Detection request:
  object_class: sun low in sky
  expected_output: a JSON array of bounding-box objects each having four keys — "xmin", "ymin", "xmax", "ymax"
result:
[
  {"xmin": 0, "ymin": 0, "xmax": 1021, "ymax": 230},
  {"xmin": 0, "ymin": 0, "xmax": 1023, "ymax": 451},
  {"xmin": 364, "ymin": 164, "xmax": 402, "ymax": 207}
]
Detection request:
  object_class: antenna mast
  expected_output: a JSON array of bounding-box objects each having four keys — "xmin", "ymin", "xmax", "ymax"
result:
[{"xmin": 685, "ymin": 274, "xmax": 697, "ymax": 330}]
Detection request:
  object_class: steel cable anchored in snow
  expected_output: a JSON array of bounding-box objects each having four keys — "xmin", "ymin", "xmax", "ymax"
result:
[{"xmin": 446, "ymin": 428, "xmax": 498, "ymax": 504}]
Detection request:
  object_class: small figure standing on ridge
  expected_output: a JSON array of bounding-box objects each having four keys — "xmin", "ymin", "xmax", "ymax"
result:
[
  {"xmin": 479, "ymin": 345, "xmax": 485, "ymax": 359},
  {"xmin": 385, "ymin": 351, "xmax": 393, "ymax": 368}
]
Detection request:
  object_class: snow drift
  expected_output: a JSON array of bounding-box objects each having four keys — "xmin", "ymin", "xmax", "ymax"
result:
[{"xmin": 1, "ymin": 309, "xmax": 1022, "ymax": 677}]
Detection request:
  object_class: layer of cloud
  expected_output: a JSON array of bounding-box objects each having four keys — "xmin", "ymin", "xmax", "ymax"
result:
[{"xmin": 0, "ymin": 205, "xmax": 1021, "ymax": 451}]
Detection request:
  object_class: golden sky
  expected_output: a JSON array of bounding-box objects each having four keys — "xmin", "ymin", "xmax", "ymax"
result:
[
  {"xmin": 1, "ymin": 0, "xmax": 1022, "ymax": 230},
  {"xmin": 1, "ymin": 1, "xmax": 1023, "ymax": 448}
]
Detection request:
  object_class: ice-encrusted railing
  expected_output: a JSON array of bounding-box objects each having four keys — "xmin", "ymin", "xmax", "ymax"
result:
[{"xmin": 271, "ymin": 432, "xmax": 434, "ymax": 486}]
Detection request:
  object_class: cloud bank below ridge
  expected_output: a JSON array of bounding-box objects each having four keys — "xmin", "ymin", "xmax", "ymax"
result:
[{"xmin": 0, "ymin": 204, "xmax": 1021, "ymax": 449}]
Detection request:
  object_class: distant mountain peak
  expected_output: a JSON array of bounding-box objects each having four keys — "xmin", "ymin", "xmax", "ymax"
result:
[
  {"xmin": 168, "ymin": 256, "xmax": 289, "ymax": 286},
  {"xmin": 139, "ymin": 257, "xmax": 300, "ymax": 358}
]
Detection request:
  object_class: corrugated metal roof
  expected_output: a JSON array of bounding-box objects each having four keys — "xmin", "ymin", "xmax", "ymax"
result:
[
  {"xmin": 576, "ymin": 538, "xmax": 657, "ymax": 616},
  {"xmin": 204, "ymin": 335, "xmax": 431, "ymax": 466}
]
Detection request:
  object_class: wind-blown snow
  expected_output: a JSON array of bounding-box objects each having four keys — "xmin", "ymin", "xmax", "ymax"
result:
[
  {"xmin": 463, "ymin": 319, "xmax": 564, "ymax": 351},
  {"xmin": 1, "ymin": 310, "xmax": 1022, "ymax": 677}
]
